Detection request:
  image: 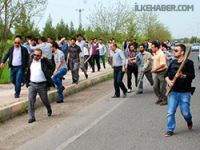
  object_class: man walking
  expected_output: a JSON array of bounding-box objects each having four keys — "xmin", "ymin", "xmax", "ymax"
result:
[
  {"xmin": 125, "ymin": 43, "xmax": 138, "ymax": 93},
  {"xmin": 91, "ymin": 38, "xmax": 100, "ymax": 72},
  {"xmin": 151, "ymin": 41, "xmax": 168, "ymax": 105},
  {"xmin": 164, "ymin": 44, "xmax": 195, "ymax": 137},
  {"xmin": 136, "ymin": 44, "xmax": 154, "ymax": 94},
  {"xmin": 26, "ymin": 49, "xmax": 54, "ymax": 123},
  {"xmin": 111, "ymin": 43, "xmax": 127, "ymax": 98},
  {"xmin": 0, "ymin": 36, "xmax": 29, "ymax": 98},
  {"xmin": 52, "ymin": 42, "xmax": 68, "ymax": 103},
  {"xmin": 67, "ymin": 38, "xmax": 82, "ymax": 84},
  {"xmin": 99, "ymin": 39, "xmax": 107, "ymax": 69}
]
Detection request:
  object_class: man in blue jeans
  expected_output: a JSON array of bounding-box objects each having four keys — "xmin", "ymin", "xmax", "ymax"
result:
[
  {"xmin": 52, "ymin": 42, "xmax": 67, "ymax": 103},
  {"xmin": 0, "ymin": 36, "xmax": 29, "ymax": 98},
  {"xmin": 164, "ymin": 44, "xmax": 195, "ymax": 137}
]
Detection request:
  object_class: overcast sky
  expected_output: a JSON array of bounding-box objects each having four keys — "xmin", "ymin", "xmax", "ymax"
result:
[{"xmin": 36, "ymin": 0, "xmax": 200, "ymax": 39}]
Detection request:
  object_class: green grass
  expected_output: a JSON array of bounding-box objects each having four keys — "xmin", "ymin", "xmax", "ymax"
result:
[{"xmin": 0, "ymin": 64, "xmax": 11, "ymax": 84}]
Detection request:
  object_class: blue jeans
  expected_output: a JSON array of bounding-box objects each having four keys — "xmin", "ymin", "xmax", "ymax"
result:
[
  {"xmin": 167, "ymin": 91, "xmax": 192, "ymax": 132},
  {"xmin": 99, "ymin": 55, "xmax": 106, "ymax": 68},
  {"xmin": 11, "ymin": 66, "xmax": 23, "ymax": 96},
  {"xmin": 52, "ymin": 68, "xmax": 67, "ymax": 101}
]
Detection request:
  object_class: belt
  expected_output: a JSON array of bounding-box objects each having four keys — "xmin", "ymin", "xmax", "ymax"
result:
[{"xmin": 31, "ymin": 81, "xmax": 47, "ymax": 84}]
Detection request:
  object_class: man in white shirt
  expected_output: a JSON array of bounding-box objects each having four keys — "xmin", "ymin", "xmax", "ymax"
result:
[
  {"xmin": 99, "ymin": 39, "xmax": 107, "ymax": 69},
  {"xmin": 26, "ymin": 49, "xmax": 54, "ymax": 123}
]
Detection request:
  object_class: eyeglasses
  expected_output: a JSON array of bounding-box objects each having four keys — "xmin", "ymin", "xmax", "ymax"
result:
[
  {"xmin": 174, "ymin": 49, "xmax": 179, "ymax": 52},
  {"xmin": 33, "ymin": 54, "xmax": 41, "ymax": 57}
]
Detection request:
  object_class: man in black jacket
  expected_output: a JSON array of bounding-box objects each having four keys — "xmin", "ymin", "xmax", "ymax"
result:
[
  {"xmin": 26, "ymin": 49, "xmax": 55, "ymax": 123},
  {"xmin": 164, "ymin": 44, "xmax": 195, "ymax": 137},
  {"xmin": 0, "ymin": 36, "xmax": 29, "ymax": 98}
]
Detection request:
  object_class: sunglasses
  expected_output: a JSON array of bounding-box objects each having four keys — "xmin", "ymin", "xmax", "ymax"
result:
[
  {"xmin": 33, "ymin": 54, "xmax": 41, "ymax": 57},
  {"xmin": 15, "ymin": 42, "xmax": 20, "ymax": 44},
  {"xmin": 174, "ymin": 49, "xmax": 179, "ymax": 52}
]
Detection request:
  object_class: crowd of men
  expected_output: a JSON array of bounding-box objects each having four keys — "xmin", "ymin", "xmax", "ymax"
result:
[{"xmin": 0, "ymin": 35, "xmax": 196, "ymax": 138}]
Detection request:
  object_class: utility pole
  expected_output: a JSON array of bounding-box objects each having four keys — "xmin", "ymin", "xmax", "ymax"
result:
[{"xmin": 76, "ymin": 8, "xmax": 84, "ymax": 27}]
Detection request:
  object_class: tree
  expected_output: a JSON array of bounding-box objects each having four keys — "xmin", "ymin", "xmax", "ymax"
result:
[
  {"xmin": 56, "ymin": 19, "xmax": 70, "ymax": 39},
  {"xmin": 42, "ymin": 15, "xmax": 57, "ymax": 38},
  {"xmin": 0, "ymin": 0, "xmax": 47, "ymax": 60},
  {"xmin": 69, "ymin": 21, "xmax": 76, "ymax": 38}
]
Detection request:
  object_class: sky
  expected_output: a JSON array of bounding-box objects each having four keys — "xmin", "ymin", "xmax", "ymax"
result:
[{"xmin": 36, "ymin": 0, "xmax": 200, "ymax": 39}]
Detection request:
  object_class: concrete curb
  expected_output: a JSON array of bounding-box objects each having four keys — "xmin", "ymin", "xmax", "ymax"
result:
[{"xmin": 0, "ymin": 71, "xmax": 113, "ymax": 122}]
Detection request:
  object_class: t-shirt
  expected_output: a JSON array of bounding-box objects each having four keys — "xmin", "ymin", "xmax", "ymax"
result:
[
  {"xmin": 68, "ymin": 44, "xmax": 81, "ymax": 62},
  {"xmin": 54, "ymin": 49, "xmax": 67, "ymax": 69}
]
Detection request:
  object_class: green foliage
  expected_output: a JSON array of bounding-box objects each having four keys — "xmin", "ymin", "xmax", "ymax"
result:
[
  {"xmin": 42, "ymin": 15, "xmax": 57, "ymax": 38},
  {"xmin": 0, "ymin": 64, "xmax": 10, "ymax": 84},
  {"xmin": 56, "ymin": 19, "xmax": 70, "ymax": 39}
]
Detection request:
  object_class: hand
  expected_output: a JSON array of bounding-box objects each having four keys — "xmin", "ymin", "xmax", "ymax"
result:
[
  {"xmin": 175, "ymin": 72, "xmax": 186, "ymax": 78},
  {"xmin": 167, "ymin": 79, "xmax": 174, "ymax": 87},
  {"xmin": 151, "ymin": 69, "xmax": 156, "ymax": 73},
  {"xmin": 0, "ymin": 63, "xmax": 4, "ymax": 69},
  {"xmin": 53, "ymin": 70, "xmax": 57, "ymax": 76},
  {"xmin": 122, "ymin": 66, "xmax": 125, "ymax": 72}
]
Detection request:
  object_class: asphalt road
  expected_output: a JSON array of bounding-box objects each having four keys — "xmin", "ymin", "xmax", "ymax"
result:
[{"xmin": 0, "ymin": 52, "xmax": 200, "ymax": 150}]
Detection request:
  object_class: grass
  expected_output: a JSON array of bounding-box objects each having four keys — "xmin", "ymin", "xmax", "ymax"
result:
[{"xmin": 0, "ymin": 64, "xmax": 11, "ymax": 84}]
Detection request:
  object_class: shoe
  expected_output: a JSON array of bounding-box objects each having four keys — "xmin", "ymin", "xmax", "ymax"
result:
[
  {"xmin": 48, "ymin": 109, "xmax": 52, "ymax": 117},
  {"xmin": 127, "ymin": 89, "xmax": 132, "ymax": 93},
  {"xmin": 160, "ymin": 101, "xmax": 168, "ymax": 106},
  {"xmin": 14, "ymin": 94, "xmax": 20, "ymax": 98},
  {"xmin": 187, "ymin": 122, "xmax": 193, "ymax": 130},
  {"xmin": 28, "ymin": 118, "xmax": 36, "ymax": 123},
  {"xmin": 85, "ymin": 74, "xmax": 88, "ymax": 79},
  {"xmin": 112, "ymin": 95, "xmax": 120, "ymax": 98},
  {"xmin": 56, "ymin": 100, "xmax": 64, "ymax": 103},
  {"xmin": 155, "ymin": 100, "xmax": 162, "ymax": 104},
  {"xmin": 164, "ymin": 131, "xmax": 173, "ymax": 137},
  {"xmin": 123, "ymin": 92, "xmax": 127, "ymax": 98},
  {"xmin": 62, "ymin": 86, "xmax": 65, "ymax": 92},
  {"xmin": 136, "ymin": 91, "xmax": 143, "ymax": 94}
]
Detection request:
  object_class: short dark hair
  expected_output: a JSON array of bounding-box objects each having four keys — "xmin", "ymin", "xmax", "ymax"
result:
[
  {"xmin": 71, "ymin": 37, "xmax": 76, "ymax": 41},
  {"xmin": 152, "ymin": 41, "xmax": 160, "ymax": 49},
  {"xmin": 52, "ymin": 42, "xmax": 59, "ymax": 49},
  {"xmin": 161, "ymin": 43, "xmax": 168, "ymax": 49},
  {"xmin": 25, "ymin": 35, "xmax": 32, "ymax": 40},
  {"xmin": 176, "ymin": 44, "xmax": 186, "ymax": 53},
  {"xmin": 15, "ymin": 35, "xmax": 22, "ymax": 40},
  {"xmin": 39, "ymin": 37, "xmax": 47, "ymax": 42},
  {"xmin": 77, "ymin": 34, "xmax": 82, "ymax": 38},
  {"xmin": 112, "ymin": 43, "xmax": 118, "ymax": 48},
  {"xmin": 128, "ymin": 43, "xmax": 134, "ymax": 49},
  {"xmin": 139, "ymin": 44, "xmax": 145, "ymax": 48}
]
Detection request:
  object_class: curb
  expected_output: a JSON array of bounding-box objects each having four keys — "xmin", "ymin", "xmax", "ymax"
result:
[{"xmin": 0, "ymin": 71, "xmax": 113, "ymax": 122}]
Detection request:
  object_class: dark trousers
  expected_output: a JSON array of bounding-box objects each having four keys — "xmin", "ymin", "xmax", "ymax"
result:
[
  {"xmin": 84, "ymin": 55, "xmax": 92, "ymax": 71},
  {"xmin": 11, "ymin": 66, "xmax": 24, "ymax": 96},
  {"xmin": 127, "ymin": 64, "xmax": 138, "ymax": 89},
  {"xmin": 113, "ymin": 66, "xmax": 127, "ymax": 97},
  {"xmin": 28, "ymin": 82, "xmax": 51, "ymax": 119},
  {"xmin": 91, "ymin": 55, "xmax": 100, "ymax": 72}
]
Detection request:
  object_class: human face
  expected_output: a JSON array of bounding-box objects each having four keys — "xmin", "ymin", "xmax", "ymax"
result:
[
  {"xmin": 77, "ymin": 36, "xmax": 82, "ymax": 41},
  {"xmin": 129, "ymin": 45, "xmax": 134, "ymax": 51},
  {"xmin": 151, "ymin": 45, "xmax": 158, "ymax": 53},
  {"xmin": 33, "ymin": 50, "xmax": 42, "ymax": 61},
  {"xmin": 14, "ymin": 38, "xmax": 21, "ymax": 48},
  {"xmin": 139, "ymin": 46, "xmax": 144, "ymax": 52},
  {"xmin": 70, "ymin": 39, "xmax": 76, "ymax": 45},
  {"xmin": 111, "ymin": 44, "xmax": 116, "ymax": 51},
  {"xmin": 173, "ymin": 46, "xmax": 184, "ymax": 58}
]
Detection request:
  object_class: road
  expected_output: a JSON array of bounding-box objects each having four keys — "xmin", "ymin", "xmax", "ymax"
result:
[{"xmin": 0, "ymin": 52, "xmax": 200, "ymax": 150}]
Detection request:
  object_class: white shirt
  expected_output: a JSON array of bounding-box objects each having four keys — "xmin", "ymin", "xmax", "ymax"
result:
[
  {"xmin": 83, "ymin": 47, "xmax": 89, "ymax": 56},
  {"xmin": 99, "ymin": 44, "xmax": 106, "ymax": 56},
  {"xmin": 12, "ymin": 46, "xmax": 22, "ymax": 66},
  {"xmin": 30, "ymin": 59, "xmax": 47, "ymax": 82}
]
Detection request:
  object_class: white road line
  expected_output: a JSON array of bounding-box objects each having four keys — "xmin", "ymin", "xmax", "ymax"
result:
[{"xmin": 56, "ymin": 99, "xmax": 126, "ymax": 150}]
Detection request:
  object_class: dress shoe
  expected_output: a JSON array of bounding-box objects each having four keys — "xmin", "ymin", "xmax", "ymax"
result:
[
  {"xmin": 48, "ymin": 109, "xmax": 52, "ymax": 117},
  {"xmin": 28, "ymin": 118, "xmax": 36, "ymax": 123},
  {"xmin": 112, "ymin": 95, "xmax": 120, "ymax": 98}
]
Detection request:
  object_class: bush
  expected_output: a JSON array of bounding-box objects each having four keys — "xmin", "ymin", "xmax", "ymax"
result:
[{"xmin": 0, "ymin": 64, "xmax": 10, "ymax": 84}]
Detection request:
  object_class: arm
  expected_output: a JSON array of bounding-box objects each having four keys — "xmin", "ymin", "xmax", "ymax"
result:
[{"xmin": 0, "ymin": 48, "xmax": 11, "ymax": 68}]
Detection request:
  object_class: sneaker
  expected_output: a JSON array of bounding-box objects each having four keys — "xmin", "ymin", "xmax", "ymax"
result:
[
  {"xmin": 187, "ymin": 122, "xmax": 193, "ymax": 130},
  {"xmin": 127, "ymin": 89, "xmax": 132, "ymax": 93},
  {"xmin": 164, "ymin": 131, "xmax": 173, "ymax": 137}
]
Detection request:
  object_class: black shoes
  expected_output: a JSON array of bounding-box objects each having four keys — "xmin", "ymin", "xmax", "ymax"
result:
[
  {"xmin": 85, "ymin": 74, "xmax": 88, "ymax": 79},
  {"xmin": 48, "ymin": 109, "xmax": 52, "ymax": 117},
  {"xmin": 14, "ymin": 94, "xmax": 20, "ymax": 98},
  {"xmin": 187, "ymin": 122, "xmax": 193, "ymax": 130},
  {"xmin": 28, "ymin": 118, "xmax": 36, "ymax": 123},
  {"xmin": 160, "ymin": 101, "xmax": 168, "ymax": 106},
  {"xmin": 164, "ymin": 131, "xmax": 173, "ymax": 137},
  {"xmin": 155, "ymin": 100, "xmax": 162, "ymax": 104}
]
